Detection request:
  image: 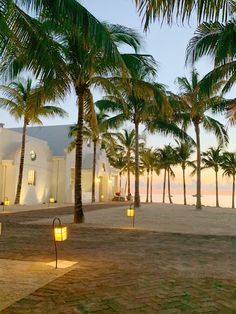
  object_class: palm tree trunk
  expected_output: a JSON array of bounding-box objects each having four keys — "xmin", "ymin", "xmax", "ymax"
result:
[
  {"xmin": 150, "ymin": 169, "xmax": 153, "ymax": 203},
  {"xmin": 134, "ymin": 120, "xmax": 140, "ymax": 207},
  {"xmin": 194, "ymin": 122, "xmax": 202, "ymax": 209},
  {"xmin": 91, "ymin": 140, "xmax": 97, "ymax": 203},
  {"xmin": 127, "ymin": 159, "xmax": 131, "ymax": 200},
  {"xmin": 232, "ymin": 174, "xmax": 235, "ymax": 209},
  {"xmin": 74, "ymin": 87, "xmax": 85, "ymax": 223},
  {"xmin": 119, "ymin": 171, "xmax": 122, "ymax": 193},
  {"xmin": 15, "ymin": 119, "xmax": 27, "ymax": 204},
  {"xmin": 167, "ymin": 168, "xmax": 173, "ymax": 204},
  {"xmin": 162, "ymin": 168, "xmax": 166, "ymax": 203},
  {"xmin": 182, "ymin": 165, "xmax": 187, "ymax": 205},
  {"xmin": 215, "ymin": 170, "xmax": 219, "ymax": 207},
  {"xmin": 146, "ymin": 169, "xmax": 150, "ymax": 203},
  {"xmin": 124, "ymin": 177, "xmax": 127, "ymax": 195}
]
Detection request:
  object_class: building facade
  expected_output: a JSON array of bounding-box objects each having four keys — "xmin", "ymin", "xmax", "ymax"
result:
[{"xmin": 0, "ymin": 124, "xmax": 118, "ymax": 205}]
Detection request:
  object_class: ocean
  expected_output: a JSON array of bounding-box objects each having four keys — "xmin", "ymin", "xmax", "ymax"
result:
[{"xmin": 140, "ymin": 193, "xmax": 234, "ymax": 208}]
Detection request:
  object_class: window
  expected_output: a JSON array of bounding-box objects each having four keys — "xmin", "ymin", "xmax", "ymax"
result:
[{"xmin": 28, "ymin": 170, "xmax": 36, "ymax": 185}]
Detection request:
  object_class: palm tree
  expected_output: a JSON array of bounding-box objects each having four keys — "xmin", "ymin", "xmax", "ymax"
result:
[
  {"xmin": 157, "ymin": 145, "xmax": 176, "ymax": 204},
  {"xmin": 1, "ymin": 0, "xmax": 128, "ymax": 89},
  {"xmin": 140, "ymin": 148, "xmax": 158, "ymax": 203},
  {"xmin": 68, "ymin": 111, "xmax": 115, "ymax": 203},
  {"xmin": 96, "ymin": 58, "xmax": 171, "ymax": 207},
  {"xmin": 186, "ymin": 19, "xmax": 236, "ymax": 102},
  {"xmin": 61, "ymin": 24, "xmax": 142, "ymax": 222},
  {"xmin": 113, "ymin": 129, "xmax": 136, "ymax": 200},
  {"xmin": 107, "ymin": 151, "xmax": 127, "ymax": 195},
  {"xmin": 149, "ymin": 150, "xmax": 160, "ymax": 203},
  {"xmin": 175, "ymin": 69, "xmax": 228, "ymax": 209},
  {"xmin": 140, "ymin": 148, "xmax": 151, "ymax": 203},
  {"xmin": 202, "ymin": 146, "xmax": 223, "ymax": 207},
  {"xmin": 221, "ymin": 152, "xmax": 236, "ymax": 209},
  {"xmin": 0, "ymin": 78, "xmax": 66, "ymax": 204},
  {"xmin": 175, "ymin": 140, "xmax": 195, "ymax": 205},
  {"xmin": 134, "ymin": 0, "xmax": 233, "ymax": 29},
  {"xmin": 1, "ymin": 2, "xmax": 143, "ymax": 223}
]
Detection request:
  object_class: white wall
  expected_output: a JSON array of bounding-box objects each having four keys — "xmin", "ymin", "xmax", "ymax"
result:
[
  {"xmin": 51, "ymin": 157, "xmax": 65, "ymax": 202},
  {"xmin": 14, "ymin": 139, "xmax": 52, "ymax": 204}
]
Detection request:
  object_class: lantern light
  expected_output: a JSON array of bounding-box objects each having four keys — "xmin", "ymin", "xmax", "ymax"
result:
[
  {"xmin": 95, "ymin": 177, "xmax": 101, "ymax": 183},
  {"xmin": 54, "ymin": 226, "xmax": 67, "ymax": 242},
  {"xmin": 127, "ymin": 208, "xmax": 135, "ymax": 217},
  {"xmin": 4, "ymin": 200, "xmax": 10, "ymax": 206},
  {"xmin": 108, "ymin": 178, "xmax": 112, "ymax": 184},
  {"xmin": 126, "ymin": 203, "xmax": 135, "ymax": 228},
  {"xmin": 49, "ymin": 197, "xmax": 55, "ymax": 203},
  {"xmin": 52, "ymin": 217, "xmax": 68, "ymax": 269}
]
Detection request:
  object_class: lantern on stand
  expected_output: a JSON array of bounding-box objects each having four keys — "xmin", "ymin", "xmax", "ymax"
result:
[
  {"xmin": 52, "ymin": 217, "xmax": 67, "ymax": 268},
  {"xmin": 127, "ymin": 203, "xmax": 135, "ymax": 228},
  {"xmin": 49, "ymin": 197, "xmax": 55, "ymax": 204},
  {"xmin": 3, "ymin": 197, "xmax": 10, "ymax": 212}
]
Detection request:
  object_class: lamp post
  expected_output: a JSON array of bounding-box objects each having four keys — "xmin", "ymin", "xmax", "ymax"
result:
[
  {"xmin": 52, "ymin": 217, "xmax": 67, "ymax": 269},
  {"xmin": 127, "ymin": 203, "xmax": 135, "ymax": 228}
]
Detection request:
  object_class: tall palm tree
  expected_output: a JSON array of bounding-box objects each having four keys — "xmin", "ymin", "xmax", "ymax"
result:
[
  {"xmin": 59, "ymin": 23, "xmax": 142, "ymax": 223},
  {"xmin": 157, "ymin": 145, "xmax": 176, "ymax": 204},
  {"xmin": 140, "ymin": 147, "xmax": 158, "ymax": 203},
  {"xmin": 42, "ymin": 21, "xmax": 141, "ymax": 222},
  {"xmin": 134, "ymin": 0, "xmax": 233, "ymax": 29},
  {"xmin": 113, "ymin": 129, "xmax": 136, "ymax": 200},
  {"xmin": 186, "ymin": 19, "xmax": 236, "ymax": 101},
  {"xmin": 175, "ymin": 69, "xmax": 228, "ymax": 209},
  {"xmin": 68, "ymin": 111, "xmax": 115, "ymax": 203},
  {"xmin": 96, "ymin": 58, "xmax": 171, "ymax": 207},
  {"xmin": 202, "ymin": 146, "xmax": 223, "ymax": 207},
  {"xmin": 221, "ymin": 152, "xmax": 236, "ymax": 209},
  {"xmin": 107, "ymin": 151, "xmax": 127, "ymax": 195},
  {"xmin": 140, "ymin": 148, "xmax": 151, "ymax": 203},
  {"xmin": 149, "ymin": 150, "xmax": 160, "ymax": 203},
  {"xmin": 1, "ymin": 2, "xmax": 143, "ymax": 223},
  {"xmin": 0, "ymin": 78, "xmax": 66, "ymax": 204},
  {"xmin": 175, "ymin": 140, "xmax": 195, "ymax": 205}
]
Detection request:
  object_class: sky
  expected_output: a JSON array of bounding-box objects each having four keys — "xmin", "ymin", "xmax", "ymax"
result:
[{"xmin": 1, "ymin": 0, "xmax": 235, "ymax": 152}]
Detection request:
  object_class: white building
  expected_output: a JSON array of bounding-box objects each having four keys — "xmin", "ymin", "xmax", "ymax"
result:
[{"xmin": 0, "ymin": 124, "xmax": 118, "ymax": 205}]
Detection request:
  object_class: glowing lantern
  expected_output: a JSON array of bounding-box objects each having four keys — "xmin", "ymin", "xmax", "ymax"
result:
[
  {"xmin": 52, "ymin": 217, "xmax": 68, "ymax": 269},
  {"xmin": 108, "ymin": 178, "xmax": 112, "ymax": 184},
  {"xmin": 54, "ymin": 226, "xmax": 67, "ymax": 242},
  {"xmin": 127, "ymin": 208, "xmax": 135, "ymax": 217},
  {"xmin": 127, "ymin": 204, "xmax": 135, "ymax": 228},
  {"xmin": 95, "ymin": 177, "xmax": 101, "ymax": 183},
  {"xmin": 49, "ymin": 197, "xmax": 55, "ymax": 203},
  {"xmin": 4, "ymin": 199, "xmax": 10, "ymax": 206}
]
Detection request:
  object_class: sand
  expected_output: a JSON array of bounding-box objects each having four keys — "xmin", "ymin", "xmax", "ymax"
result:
[{"xmin": 23, "ymin": 202, "xmax": 236, "ymax": 236}]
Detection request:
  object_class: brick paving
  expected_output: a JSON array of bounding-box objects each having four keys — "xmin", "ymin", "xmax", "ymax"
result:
[{"xmin": 1, "ymin": 203, "xmax": 236, "ymax": 313}]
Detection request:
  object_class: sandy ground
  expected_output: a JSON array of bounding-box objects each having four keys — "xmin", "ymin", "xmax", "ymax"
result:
[{"xmin": 23, "ymin": 202, "xmax": 236, "ymax": 236}]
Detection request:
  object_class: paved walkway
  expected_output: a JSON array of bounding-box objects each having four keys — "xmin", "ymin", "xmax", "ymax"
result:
[{"xmin": 1, "ymin": 203, "xmax": 236, "ymax": 312}]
